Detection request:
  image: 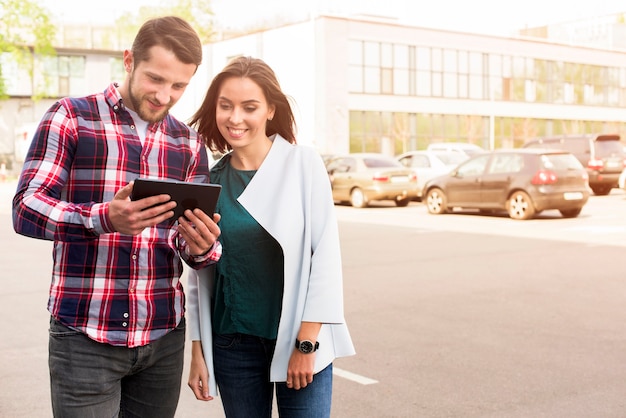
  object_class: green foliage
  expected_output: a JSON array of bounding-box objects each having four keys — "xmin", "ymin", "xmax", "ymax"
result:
[
  {"xmin": 115, "ymin": 0, "xmax": 215, "ymax": 46},
  {"xmin": 0, "ymin": 0, "xmax": 56, "ymax": 98}
]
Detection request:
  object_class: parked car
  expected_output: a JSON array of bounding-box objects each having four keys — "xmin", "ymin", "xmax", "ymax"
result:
[
  {"xmin": 396, "ymin": 150, "xmax": 468, "ymax": 200},
  {"xmin": 422, "ymin": 149, "xmax": 590, "ymax": 220},
  {"xmin": 426, "ymin": 142, "xmax": 484, "ymax": 157},
  {"xmin": 523, "ymin": 134, "xmax": 625, "ymax": 195},
  {"xmin": 325, "ymin": 153, "xmax": 419, "ymax": 207}
]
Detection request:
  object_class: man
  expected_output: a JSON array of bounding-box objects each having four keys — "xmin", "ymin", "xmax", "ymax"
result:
[{"xmin": 12, "ymin": 16, "xmax": 220, "ymax": 418}]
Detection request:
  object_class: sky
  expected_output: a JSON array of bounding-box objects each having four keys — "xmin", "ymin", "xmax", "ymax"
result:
[{"xmin": 38, "ymin": 0, "xmax": 626, "ymax": 37}]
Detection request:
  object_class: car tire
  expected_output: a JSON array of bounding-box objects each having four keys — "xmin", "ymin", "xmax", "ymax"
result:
[
  {"xmin": 395, "ymin": 197, "xmax": 410, "ymax": 207},
  {"xmin": 350, "ymin": 188, "xmax": 368, "ymax": 208},
  {"xmin": 425, "ymin": 188, "xmax": 448, "ymax": 214},
  {"xmin": 507, "ymin": 191, "xmax": 535, "ymax": 220},
  {"xmin": 590, "ymin": 185, "xmax": 611, "ymax": 196},
  {"xmin": 559, "ymin": 208, "xmax": 582, "ymax": 218}
]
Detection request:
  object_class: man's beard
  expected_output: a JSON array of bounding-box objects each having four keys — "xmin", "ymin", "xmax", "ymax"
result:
[{"xmin": 127, "ymin": 75, "xmax": 171, "ymax": 123}]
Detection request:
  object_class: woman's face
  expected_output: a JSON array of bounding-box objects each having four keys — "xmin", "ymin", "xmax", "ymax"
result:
[{"xmin": 215, "ymin": 76, "xmax": 275, "ymax": 150}]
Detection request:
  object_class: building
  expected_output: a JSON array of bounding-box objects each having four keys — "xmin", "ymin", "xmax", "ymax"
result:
[
  {"xmin": 2, "ymin": 13, "xmax": 626, "ymax": 173},
  {"xmin": 195, "ymin": 14, "xmax": 626, "ymax": 156}
]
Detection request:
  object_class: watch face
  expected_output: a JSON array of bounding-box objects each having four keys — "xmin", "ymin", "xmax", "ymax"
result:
[{"xmin": 300, "ymin": 340, "xmax": 314, "ymax": 353}]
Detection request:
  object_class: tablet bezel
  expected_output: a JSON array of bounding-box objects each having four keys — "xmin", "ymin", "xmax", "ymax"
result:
[{"xmin": 130, "ymin": 178, "xmax": 221, "ymax": 220}]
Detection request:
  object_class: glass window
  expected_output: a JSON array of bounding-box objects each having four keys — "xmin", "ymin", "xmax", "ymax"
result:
[
  {"xmin": 457, "ymin": 154, "xmax": 490, "ymax": 176},
  {"xmin": 381, "ymin": 43, "xmax": 392, "ymax": 68},
  {"xmin": 381, "ymin": 67, "xmax": 393, "ymax": 94},
  {"xmin": 489, "ymin": 154, "xmax": 524, "ymax": 174},
  {"xmin": 394, "ymin": 68, "xmax": 409, "ymax": 95},
  {"xmin": 417, "ymin": 47, "xmax": 430, "ymax": 71},
  {"xmin": 443, "ymin": 49, "xmax": 457, "ymax": 73},
  {"xmin": 364, "ymin": 67, "xmax": 380, "ymax": 94},
  {"xmin": 348, "ymin": 40, "xmax": 363, "ymax": 65},
  {"xmin": 110, "ymin": 57, "xmax": 124, "ymax": 84},
  {"xmin": 364, "ymin": 42, "xmax": 379, "ymax": 67},
  {"xmin": 394, "ymin": 44, "xmax": 408, "ymax": 68},
  {"xmin": 432, "ymin": 48, "xmax": 442, "ymax": 72},
  {"xmin": 417, "ymin": 71, "xmax": 431, "ymax": 96}
]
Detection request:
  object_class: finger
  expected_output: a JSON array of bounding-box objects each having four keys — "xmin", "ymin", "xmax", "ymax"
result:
[{"xmin": 115, "ymin": 182, "xmax": 134, "ymax": 200}]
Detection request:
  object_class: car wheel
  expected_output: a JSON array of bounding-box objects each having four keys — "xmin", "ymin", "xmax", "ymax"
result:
[
  {"xmin": 559, "ymin": 208, "xmax": 582, "ymax": 218},
  {"xmin": 590, "ymin": 185, "xmax": 611, "ymax": 196},
  {"xmin": 507, "ymin": 191, "xmax": 535, "ymax": 220},
  {"xmin": 395, "ymin": 197, "xmax": 410, "ymax": 207},
  {"xmin": 425, "ymin": 188, "xmax": 448, "ymax": 214},
  {"xmin": 350, "ymin": 188, "xmax": 368, "ymax": 208}
]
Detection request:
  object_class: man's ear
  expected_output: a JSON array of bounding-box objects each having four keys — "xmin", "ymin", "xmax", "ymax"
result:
[{"xmin": 123, "ymin": 50, "xmax": 134, "ymax": 73}]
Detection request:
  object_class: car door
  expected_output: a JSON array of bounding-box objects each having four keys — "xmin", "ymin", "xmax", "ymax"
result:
[
  {"xmin": 445, "ymin": 154, "xmax": 491, "ymax": 206},
  {"xmin": 326, "ymin": 157, "xmax": 355, "ymax": 201},
  {"xmin": 480, "ymin": 153, "xmax": 525, "ymax": 207}
]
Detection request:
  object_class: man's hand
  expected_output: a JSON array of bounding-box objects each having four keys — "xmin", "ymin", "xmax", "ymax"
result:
[
  {"xmin": 108, "ymin": 182, "xmax": 177, "ymax": 235},
  {"xmin": 177, "ymin": 208, "xmax": 221, "ymax": 256}
]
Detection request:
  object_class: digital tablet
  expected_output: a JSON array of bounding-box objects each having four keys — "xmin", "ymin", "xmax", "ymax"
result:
[{"xmin": 130, "ymin": 178, "xmax": 222, "ymax": 220}]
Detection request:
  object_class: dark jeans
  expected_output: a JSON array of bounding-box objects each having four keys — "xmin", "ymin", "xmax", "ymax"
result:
[
  {"xmin": 213, "ymin": 333, "xmax": 333, "ymax": 418},
  {"xmin": 48, "ymin": 316, "xmax": 185, "ymax": 418}
]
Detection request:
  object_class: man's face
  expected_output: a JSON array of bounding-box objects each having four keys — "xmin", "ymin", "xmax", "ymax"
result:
[{"xmin": 123, "ymin": 46, "xmax": 197, "ymax": 123}]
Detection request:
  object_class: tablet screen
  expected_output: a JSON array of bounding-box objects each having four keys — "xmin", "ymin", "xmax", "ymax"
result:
[{"xmin": 130, "ymin": 178, "xmax": 222, "ymax": 220}]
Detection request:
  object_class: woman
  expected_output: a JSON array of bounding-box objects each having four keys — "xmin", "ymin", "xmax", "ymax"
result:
[{"xmin": 186, "ymin": 56, "xmax": 355, "ymax": 417}]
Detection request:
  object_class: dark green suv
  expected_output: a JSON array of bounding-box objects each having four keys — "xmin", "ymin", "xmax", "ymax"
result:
[{"xmin": 523, "ymin": 134, "xmax": 625, "ymax": 195}]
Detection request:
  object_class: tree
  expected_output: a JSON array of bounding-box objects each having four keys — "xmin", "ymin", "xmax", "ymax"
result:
[
  {"xmin": 115, "ymin": 0, "xmax": 215, "ymax": 48},
  {"xmin": 0, "ymin": 0, "xmax": 56, "ymax": 99}
]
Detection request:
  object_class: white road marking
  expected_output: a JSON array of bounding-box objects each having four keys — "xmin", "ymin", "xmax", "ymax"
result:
[{"xmin": 333, "ymin": 367, "xmax": 379, "ymax": 385}]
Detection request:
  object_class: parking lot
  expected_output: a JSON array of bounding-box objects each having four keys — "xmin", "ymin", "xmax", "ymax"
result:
[{"xmin": 2, "ymin": 180, "xmax": 626, "ymax": 417}]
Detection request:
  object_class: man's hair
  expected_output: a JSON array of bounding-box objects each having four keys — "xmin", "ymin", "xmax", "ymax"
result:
[{"xmin": 132, "ymin": 16, "xmax": 202, "ymax": 67}]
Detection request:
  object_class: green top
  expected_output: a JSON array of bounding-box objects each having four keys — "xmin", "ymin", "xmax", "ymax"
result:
[{"xmin": 211, "ymin": 162, "xmax": 284, "ymax": 339}]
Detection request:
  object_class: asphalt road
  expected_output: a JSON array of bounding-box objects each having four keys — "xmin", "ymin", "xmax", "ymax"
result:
[{"xmin": 2, "ymin": 180, "xmax": 626, "ymax": 417}]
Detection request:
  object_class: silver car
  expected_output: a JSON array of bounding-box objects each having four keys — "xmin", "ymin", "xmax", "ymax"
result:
[{"xmin": 325, "ymin": 153, "xmax": 419, "ymax": 208}]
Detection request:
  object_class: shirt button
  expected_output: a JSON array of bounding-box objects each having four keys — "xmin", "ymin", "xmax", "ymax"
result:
[
  {"xmin": 129, "ymin": 288, "xmax": 135, "ymax": 293},
  {"xmin": 132, "ymin": 255, "xmax": 137, "ymax": 260},
  {"xmin": 130, "ymin": 124, "xmax": 136, "ymax": 130},
  {"xmin": 122, "ymin": 322, "xmax": 128, "ymax": 327},
  {"xmin": 123, "ymin": 313, "xmax": 129, "ymax": 318}
]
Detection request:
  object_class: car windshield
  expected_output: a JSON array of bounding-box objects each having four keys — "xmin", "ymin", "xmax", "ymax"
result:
[
  {"xmin": 541, "ymin": 153, "xmax": 583, "ymax": 170},
  {"xmin": 362, "ymin": 157, "xmax": 402, "ymax": 168}
]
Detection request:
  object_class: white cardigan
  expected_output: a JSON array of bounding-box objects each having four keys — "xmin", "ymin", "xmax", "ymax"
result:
[{"xmin": 186, "ymin": 135, "xmax": 355, "ymax": 396}]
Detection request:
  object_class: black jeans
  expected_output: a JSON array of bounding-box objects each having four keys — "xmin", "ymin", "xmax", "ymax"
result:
[{"xmin": 48, "ymin": 316, "xmax": 185, "ymax": 418}]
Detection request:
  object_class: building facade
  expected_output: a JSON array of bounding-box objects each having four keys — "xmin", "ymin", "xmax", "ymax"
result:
[
  {"xmin": 2, "ymin": 14, "xmax": 626, "ymax": 173},
  {"xmin": 195, "ymin": 15, "xmax": 626, "ymax": 156}
]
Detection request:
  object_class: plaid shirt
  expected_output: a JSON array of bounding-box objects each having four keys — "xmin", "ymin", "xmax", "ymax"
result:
[{"xmin": 12, "ymin": 84, "xmax": 221, "ymax": 347}]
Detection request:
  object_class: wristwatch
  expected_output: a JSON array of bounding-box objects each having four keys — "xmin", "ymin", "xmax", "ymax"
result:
[{"xmin": 295, "ymin": 339, "xmax": 319, "ymax": 354}]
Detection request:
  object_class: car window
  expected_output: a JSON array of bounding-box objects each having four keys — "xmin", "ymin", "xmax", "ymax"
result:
[
  {"xmin": 327, "ymin": 158, "xmax": 354, "ymax": 173},
  {"xmin": 541, "ymin": 153, "xmax": 583, "ymax": 170},
  {"xmin": 398, "ymin": 156, "xmax": 411, "ymax": 168},
  {"xmin": 363, "ymin": 157, "xmax": 402, "ymax": 168},
  {"xmin": 435, "ymin": 152, "xmax": 467, "ymax": 165},
  {"xmin": 410, "ymin": 155, "xmax": 431, "ymax": 168},
  {"xmin": 594, "ymin": 139, "xmax": 624, "ymax": 157},
  {"xmin": 488, "ymin": 154, "xmax": 524, "ymax": 174},
  {"xmin": 456, "ymin": 154, "xmax": 490, "ymax": 176}
]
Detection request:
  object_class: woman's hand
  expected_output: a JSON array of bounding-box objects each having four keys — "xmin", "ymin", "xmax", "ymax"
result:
[{"xmin": 188, "ymin": 341, "xmax": 213, "ymax": 401}]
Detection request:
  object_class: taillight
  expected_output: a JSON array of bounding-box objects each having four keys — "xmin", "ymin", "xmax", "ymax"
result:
[
  {"xmin": 372, "ymin": 174, "xmax": 390, "ymax": 182},
  {"xmin": 531, "ymin": 170, "xmax": 558, "ymax": 185},
  {"xmin": 409, "ymin": 173, "xmax": 417, "ymax": 182},
  {"xmin": 588, "ymin": 158, "xmax": 604, "ymax": 170}
]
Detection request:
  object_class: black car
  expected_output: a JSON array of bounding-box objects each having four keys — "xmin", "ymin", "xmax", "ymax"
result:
[
  {"xmin": 422, "ymin": 149, "xmax": 591, "ymax": 220},
  {"xmin": 523, "ymin": 134, "xmax": 625, "ymax": 195}
]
